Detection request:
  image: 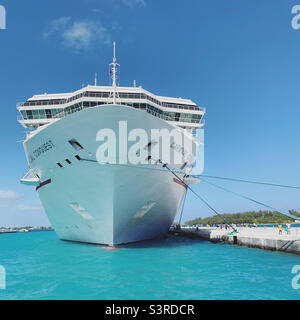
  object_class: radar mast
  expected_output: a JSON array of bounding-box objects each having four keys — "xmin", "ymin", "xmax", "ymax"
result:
[{"xmin": 109, "ymin": 41, "xmax": 120, "ymax": 104}]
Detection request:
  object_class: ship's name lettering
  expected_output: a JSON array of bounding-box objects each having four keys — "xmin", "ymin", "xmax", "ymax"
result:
[
  {"xmin": 170, "ymin": 142, "xmax": 187, "ymax": 156},
  {"xmin": 32, "ymin": 140, "xmax": 54, "ymax": 159},
  {"xmin": 170, "ymin": 142, "xmax": 194, "ymax": 162}
]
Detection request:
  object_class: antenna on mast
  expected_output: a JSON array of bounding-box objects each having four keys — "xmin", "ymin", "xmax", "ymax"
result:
[
  {"xmin": 94, "ymin": 72, "xmax": 97, "ymax": 86},
  {"xmin": 109, "ymin": 40, "xmax": 120, "ymax": 104},
  {"xmin": 113, "ymin": 40, "xmax": 116, "ymax": 62}
]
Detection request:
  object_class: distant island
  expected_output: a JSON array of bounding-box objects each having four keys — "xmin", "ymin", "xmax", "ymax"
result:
[
  {"xmin": 0, "ymin": 226, "xmax": 53, "ymax": 234},
  {"xmin": 185, "ymin": 210, "xmax": 300, "ymax": 225}
]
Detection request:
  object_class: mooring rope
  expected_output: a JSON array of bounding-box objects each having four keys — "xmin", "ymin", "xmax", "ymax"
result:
[
  {"xmin": 201, "ymin": 178, "xmax": 299, "ymax": 220},
  {"xmin": 157, "ymin": 160, "xmax": 237, "ymax": 231},
  {"xmin": 193, "ymin": 174, "xmax": 300, "ymax": 190},
  {"xmin": 178, "ymin": 190, "xmax": 187, "ymax": 225}
]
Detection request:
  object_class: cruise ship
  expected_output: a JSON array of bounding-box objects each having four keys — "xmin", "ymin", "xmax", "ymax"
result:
[{"xmin": 18, "ymin": 42, "xmax": 205, "ymax": 246}]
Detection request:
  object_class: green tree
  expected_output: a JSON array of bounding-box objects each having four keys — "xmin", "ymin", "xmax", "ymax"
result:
[{"xmin": 185, "ymin": 210, "xmax": 297, "ymax": 225}]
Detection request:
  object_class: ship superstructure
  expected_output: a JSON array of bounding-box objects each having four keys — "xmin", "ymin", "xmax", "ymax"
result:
[{"xmin": 18, "ymin": 85, "xmax": 204, "ymax": 131}]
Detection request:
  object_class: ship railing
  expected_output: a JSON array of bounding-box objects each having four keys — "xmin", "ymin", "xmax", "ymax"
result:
[
  {"xmin": 17, "ymin": 98, "xmax": 205, "ymax": 112},
  {"xmin": 18, "ymin": 115, "xmax": 59, "ymax": 120},
  {"xmin": 51, "ymin": 103, "xmax": 174, "ymax": 122},
  {"xmin": 46, "ymin": 104, "xmax": 204, "ymax": 126},
  {"xmin": 17, "ymin": 108, "xmax": 204, "ymax": 126},
  {"xmin": 146, "ymin": 107, "xmax": 204, "ymax": 125},
  {"xmin": 16, "ymin": 94, "xmax": 206, "ymax": 114}
]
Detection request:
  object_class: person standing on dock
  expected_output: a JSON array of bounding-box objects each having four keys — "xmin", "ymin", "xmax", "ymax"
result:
[
  {"xmin": 278, "ymin": 224, "xmax": 283, "ymax": 235},
  {"xmin": 285, "ymin": 223, "xmax": 291, "ymax": 235}
]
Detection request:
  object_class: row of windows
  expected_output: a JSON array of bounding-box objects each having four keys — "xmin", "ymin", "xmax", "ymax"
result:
[
  {"xmin": 145, "ymin": 105, "xmax": 200, "ymax": 123},
  {"xmin": 22, "ymin": 91, "xmax": 202, "ymax": 111},
  {"xmin": 83, "ymin": 101, "xmax": 106, "ymax": 107},
  {"xmin": 119, "ymin": 102, "xmax": 147, "ymax": 110},
  {"xmin": 85, "ymin": 92, "xmax": 110, "ymax": 98},
  {"xmin": 65, "ymin": 103, "xmax": 83, "ymax": 115},
  {"xmin": 21, "ymin": 108, "xmax": 64, "ymax": 120},
  {"xmin": 23, "ymin": 99, "xmax": 65, "ymax": 106},
  {"xmin": 21, "ymin": 102, "xmax": 202, "ymax": 124}
]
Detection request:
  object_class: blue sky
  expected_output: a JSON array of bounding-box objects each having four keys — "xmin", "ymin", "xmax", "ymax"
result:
[{"xmin": 0, "ymin": 0, "xmax": 300, "ymax": 226}]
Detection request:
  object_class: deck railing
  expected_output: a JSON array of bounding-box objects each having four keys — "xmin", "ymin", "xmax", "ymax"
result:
[
  {"xmin": 19, "ymin": 104, "xmax": 205, "ymax": 126},
  {"xmin": 17, "ymin": 95, "xmax": 205, "ymax": 112}
]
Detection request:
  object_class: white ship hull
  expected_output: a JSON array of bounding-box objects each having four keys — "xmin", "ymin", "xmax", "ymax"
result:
[{"xmin": 23, "ymin": 105, "xmax": 197, "ymax": 246}]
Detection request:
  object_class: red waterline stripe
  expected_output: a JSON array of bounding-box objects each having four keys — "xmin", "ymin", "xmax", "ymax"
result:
[
  {"xmin": 173, "ymin": 178, "xmax": 187, "ymax": 189},
  {"xmin": 36, "ymin": 179, "xmax": 52, "ymax": 191}
]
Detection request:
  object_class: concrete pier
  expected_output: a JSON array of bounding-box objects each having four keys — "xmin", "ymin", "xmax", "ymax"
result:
[{"xmin": 169, "ymin": 227, "xmax": 300, "ymax": 255}]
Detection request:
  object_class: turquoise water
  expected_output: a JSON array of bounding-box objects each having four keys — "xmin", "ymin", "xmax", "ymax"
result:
[{"xmin": 0, "ymin": 231, "xmax": 299, "ymax": 300}]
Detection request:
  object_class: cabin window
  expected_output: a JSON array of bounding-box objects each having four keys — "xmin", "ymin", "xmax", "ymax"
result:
[{"xmin": 39, "ymin": 109, "xmax": 46, "ymax": 118}]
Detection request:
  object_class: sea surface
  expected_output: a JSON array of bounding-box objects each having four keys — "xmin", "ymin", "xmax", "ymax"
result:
[{"xmin": 0, "ymin": 231, "xmax": 299, "ymax": 300}]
